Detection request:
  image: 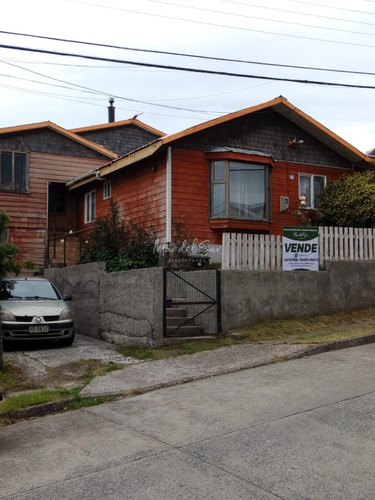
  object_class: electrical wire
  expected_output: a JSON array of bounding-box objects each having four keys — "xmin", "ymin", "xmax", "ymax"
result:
[
  {"xmin": 1, "ymin": 43, "xmax": 375, "ymax": 91},
  {"xmin": 1, "ymin": 30, "xmax": 375, "ymax": 77},
  {"xmin": 66, "ymin": 0, "xmax": 375, "ymax": 49},
  {"xmin": 138, "ymin": 0, "xmax": 375, "ymax": 33},
  {"xmin": 218, "ymin": 0, "xmax": 375, "ymax": 25}
]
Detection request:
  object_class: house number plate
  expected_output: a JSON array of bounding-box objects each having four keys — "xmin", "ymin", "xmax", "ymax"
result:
[{"xmin": 29, "ymin": 325, "xmax": 49, "ymax": 333}]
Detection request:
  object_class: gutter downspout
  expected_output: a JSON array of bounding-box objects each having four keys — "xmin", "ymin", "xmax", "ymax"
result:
[{"xmin": 166, "ymin": 147, "xmax": 172, "ymax": 243}]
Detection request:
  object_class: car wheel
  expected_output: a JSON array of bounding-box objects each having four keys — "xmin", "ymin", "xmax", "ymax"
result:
[{"xmin": 59, "ymin": 330, "xmax": 75, "ymax": 347}]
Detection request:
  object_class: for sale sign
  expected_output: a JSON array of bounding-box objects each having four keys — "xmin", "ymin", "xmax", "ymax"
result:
[{"xmin": 283, "ymin": 226, "xmax": 319, "ymax": 271}]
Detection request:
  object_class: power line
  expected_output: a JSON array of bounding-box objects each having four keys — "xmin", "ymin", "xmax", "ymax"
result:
[
  {"xmin": 290, "ymin": 0, "xmax": 375, "ymax": 16},
  {"xmin": 2, "ymin": 30, "xmax": 375, "ymax": 77},
  {"xmin": 140, "ymin": 0, "xmax": 375, "ymax": 33},
  {"xmin": 1, "ymin": 43, "xmax": 375, "ymax": 90},
  {"xmin": 218, "ymin": 0, "xmax": 375, "ymax": 24},
  {"xmin": 0, "ymin": 56, "xmax": 274, "ymax": 105},
  {"xmin": 66, "ymin": 0, "xmax": 375, "ymax": 49}
]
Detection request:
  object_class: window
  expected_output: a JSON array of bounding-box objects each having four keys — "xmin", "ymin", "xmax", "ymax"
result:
[
  {"xmin": 84, "ymin": 190, "xmax": 96, "ymax": 223},
  {"xmin": 211, "ymin": 160, "xmax": 271, "ymax": 220},
  {"xmin": 0, "ymin": 150, "xmax": 28, "ymax": 192},
  {"xmin": 299, "ymin": 174, "xmax": 326, "ymax": 209},
  {"xmin": 103, "ymin": 180, "xmax": 111, "ymax": 200}
]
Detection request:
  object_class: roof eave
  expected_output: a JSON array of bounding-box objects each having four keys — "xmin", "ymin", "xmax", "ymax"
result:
[{"xmin": 68, "ymin": 139, "xmax": 164, "ymax": 190}]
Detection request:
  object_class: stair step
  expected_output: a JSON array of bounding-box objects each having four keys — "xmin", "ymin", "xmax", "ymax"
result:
[
  {"xmin": 163, "ymin": 336, "xmax": 217, "ymax": 345},
  {"xmin": 166, "ymin": 308, "xmax": 187, "ymax": 318},
  {"xmin": 166, "ymin": 325, "xmax": 205, "ymax": 337},
  {"xmin": 167, "ymin": 317, "xmax": 196, "ymax": 326}
]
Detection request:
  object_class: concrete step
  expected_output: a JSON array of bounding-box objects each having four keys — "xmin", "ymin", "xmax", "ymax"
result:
[
  {"xmin": 163, "ymin": 335, "xmax": 217, "ymax": 345},
  {"xmin": 166, "ymin": 308, "xmax": 187, "ymax": 318},
  {"xmin": 167, "ymin": 317, "xmax": 196, "ymax": 326},
  {"xmin": 166, "ymin": 325, "xmax": 205, "ymax": 337}
]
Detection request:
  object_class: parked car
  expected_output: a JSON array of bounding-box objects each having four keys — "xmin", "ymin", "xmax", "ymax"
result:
[{"xmin": 0, "ymin": 277, "xmax": 75, "ymax": 346}]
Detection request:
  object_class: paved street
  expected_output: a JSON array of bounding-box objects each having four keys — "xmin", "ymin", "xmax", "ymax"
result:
[{"xmin": 1, "ymin": 343, "xmax": 375, "ymax": 499}]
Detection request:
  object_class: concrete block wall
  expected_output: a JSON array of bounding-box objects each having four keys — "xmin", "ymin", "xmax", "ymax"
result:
[
  {"xmin": 45, "ymin": 263, "xmax": 163, "ymax": 346},
  {"xmin": 44, "ymin": 262, "xmax": 105, "ymax": 339},
  {"xmin": 221, "ymin": 261, "xmax": 375, "ymax": 331},
  {"xmin": 99, "ymin": 267, "xmax": 163, "ymax": 347},
  {"xmin": 45, "ymin": 261, "xmax": 375, "ymax": 347}
]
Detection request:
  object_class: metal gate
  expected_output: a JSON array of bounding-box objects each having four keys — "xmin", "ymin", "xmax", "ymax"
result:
[{"xmin": 163, "ymin": 268, "xmax": 221, "ymax": 338}]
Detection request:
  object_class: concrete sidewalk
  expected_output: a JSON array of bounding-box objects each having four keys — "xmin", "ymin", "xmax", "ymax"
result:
[
  {"xmin": 80, "ymin": 334, "xmax": 375, "ymax": 397},
  {"xmin": 3, "ymin": 332, "xmax": 375, "ymax": 422}
]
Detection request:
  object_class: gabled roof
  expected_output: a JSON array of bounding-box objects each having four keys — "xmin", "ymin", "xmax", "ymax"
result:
[
  {"xmin": 0, "ymin": 121, "xmax": 118, "ymax": 159},
  {"xmin": 68, "ymin": 96, "xmax": 375, "ymax": 189},
  {"xmin": 70, "ymin": 118, "xmax": 165, "ymax": 137}
]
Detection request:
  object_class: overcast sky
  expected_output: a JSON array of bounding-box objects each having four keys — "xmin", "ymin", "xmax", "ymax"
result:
[{"xmin": 1, "ymin": 0, "xmax": 374, "ymax": 153}]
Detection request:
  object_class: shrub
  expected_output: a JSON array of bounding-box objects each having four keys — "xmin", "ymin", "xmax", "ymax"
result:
[
  {"xmin": 79, "ymin": 201, "xmax": 158, "ymax": 271},
  {"xmin": 318, "ymin": 171, "xmax": 375, "ymax": 228}
]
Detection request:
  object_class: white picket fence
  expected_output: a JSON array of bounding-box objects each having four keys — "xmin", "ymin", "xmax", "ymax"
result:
[{"xmin": 222, "ymin": 227, "xmax": 375, "ymax": 270}]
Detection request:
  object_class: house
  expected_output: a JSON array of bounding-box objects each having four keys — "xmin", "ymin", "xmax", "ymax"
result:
[
  {"xmin": 0, "ymin": 105, "xmax": 164, "ymax": 273},
  {"xmin": 67, "ymin": 96, "xmax": 375, "ymax": 263}
]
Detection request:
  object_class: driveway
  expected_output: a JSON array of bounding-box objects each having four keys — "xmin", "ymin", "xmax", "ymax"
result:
[
  {"xmin": 3, "ymin": 334, "xmax": 140, "ymax": 390},
  {"xmin": 1, "ymin": 343, "xmax": 375, "ymax": 499}
]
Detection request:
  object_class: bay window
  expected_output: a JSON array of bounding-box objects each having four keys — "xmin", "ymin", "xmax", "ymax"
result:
[{"xmin": 211, "ymin": 160, "xmax": 271, "ymax": 220}]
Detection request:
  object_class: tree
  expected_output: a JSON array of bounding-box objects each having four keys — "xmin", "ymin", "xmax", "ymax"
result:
[
  {"xmin": 317, "ymin": 171, "xmax": 375, "ymax": 228},
  {"xmin": 0, "ymin": 212, "xmax": 22, "ymax": 369}
]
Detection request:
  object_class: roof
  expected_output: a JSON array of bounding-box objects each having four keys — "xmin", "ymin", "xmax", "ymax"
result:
[
  {"xmin": 0, "ymin": 121, "xmax": 118, "ymax": 159},
  {"xmin": 68, "ymin": 96, "xmax": 375, "ymax": 189},
  {"xmin": 70, "ymin": 118, "xmax": 165, "ymax": 137}
]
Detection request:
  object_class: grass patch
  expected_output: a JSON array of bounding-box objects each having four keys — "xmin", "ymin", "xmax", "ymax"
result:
[
  {"xmin": 0, "ymin": 359, "xmax": 124, "ymax": 423},
  {"xmin": 0, "ymin": 387, "xmax": 80, "ymax": 415},
  {"xmin": 117, "ymin": 307, "xmax": 375, "ymax": 360},
  {"xmin": 0, "ymin": 362, "xmax": 41, "ymax": 394}
]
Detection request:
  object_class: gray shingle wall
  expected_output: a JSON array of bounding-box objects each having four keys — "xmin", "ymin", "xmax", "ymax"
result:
[
  {"xmin": 75, "ymin": 125, "xmax": 162, "ymax": 156},
  {"xmin": 174, "ymin": 111, "xmax": 352, "ymax": 168},
  {"xmin": 0, "ymin": 130, "xmax": 108, "ymax": 159}
]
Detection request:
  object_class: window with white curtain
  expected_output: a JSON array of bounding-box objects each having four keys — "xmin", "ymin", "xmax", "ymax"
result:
[{"xmin": 211, "ymin": 160, "xmax": 270, "ymax": 220}]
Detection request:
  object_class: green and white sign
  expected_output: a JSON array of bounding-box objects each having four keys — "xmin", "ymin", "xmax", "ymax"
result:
[{"xmin": 283, "ymin": 226, "xmax": 319, "ymax": 271}]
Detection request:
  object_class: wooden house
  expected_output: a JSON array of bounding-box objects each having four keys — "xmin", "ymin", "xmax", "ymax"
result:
[
  {"xmin": 0, "ymin": 116, "xmax": 164, "ymax": 273},
  {"xmin": 68, "ymin": 96, "xmax": 375, "ymax": 263}
]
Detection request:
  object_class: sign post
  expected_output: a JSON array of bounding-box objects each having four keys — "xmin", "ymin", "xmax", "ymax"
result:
[{"xmin": 283, "ymin": 226, "xmax": 319, "ymax": 271}]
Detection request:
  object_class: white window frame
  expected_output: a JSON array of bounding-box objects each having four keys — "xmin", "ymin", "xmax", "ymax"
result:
[
  {"xmin": 103, "ymin": 180, "xmax": 111, "ymax": 200},
  {"xmin": 299, "ymin": 174, "xmax": 326, "ymax": 209},
  {"xmin": 84, "ymin": 190, "xmax": 96, "ymax": 223}
]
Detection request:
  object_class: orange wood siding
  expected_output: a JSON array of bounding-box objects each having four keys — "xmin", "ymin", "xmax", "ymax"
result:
[
  {"xmin": 74, "ymin": 148, "xmax": 355, "ymax": 252},
  {"xmin": 76, "ymin": 155, "xmax": 167, "ymax": 241},
  {"xmin": 171, "ymin": 149, "xmax": 212, "ymax": 242},
  {"xmin": 0, "ymin": 152, "xmax": 105, "ymax": 271},
  {"xmin": 270, "ymin": 161, "xmax": 352, "ymax": 236},
  {"xmin": 171, "ymin": 149, "xmax": 354, "ymax": 246}
]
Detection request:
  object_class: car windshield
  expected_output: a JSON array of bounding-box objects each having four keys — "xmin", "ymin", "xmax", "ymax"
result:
[{"xmin": 0, "ymin": 280, "xmax": 61, "ymax": 300}]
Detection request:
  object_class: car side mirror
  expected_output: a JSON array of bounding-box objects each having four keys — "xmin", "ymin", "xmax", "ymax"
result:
[{"xmin": 63, "ymin": 295, "xmax": 73, "ymax": 301}]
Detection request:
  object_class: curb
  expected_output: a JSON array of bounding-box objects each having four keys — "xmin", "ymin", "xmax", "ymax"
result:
[{"xmin": 2, "ymin": 334, "xmax": 375, "ymax": 425}]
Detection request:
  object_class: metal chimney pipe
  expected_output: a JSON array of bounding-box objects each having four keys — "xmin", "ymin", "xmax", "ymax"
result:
[{"xmin": 108, "ymin": 98, "xmax": 115, "ymax": 123}]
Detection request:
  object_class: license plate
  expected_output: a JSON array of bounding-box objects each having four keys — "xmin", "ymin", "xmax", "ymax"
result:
[{"xmin": 29, "ymin": 325, "xmax": 49, "ymax": 333}]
